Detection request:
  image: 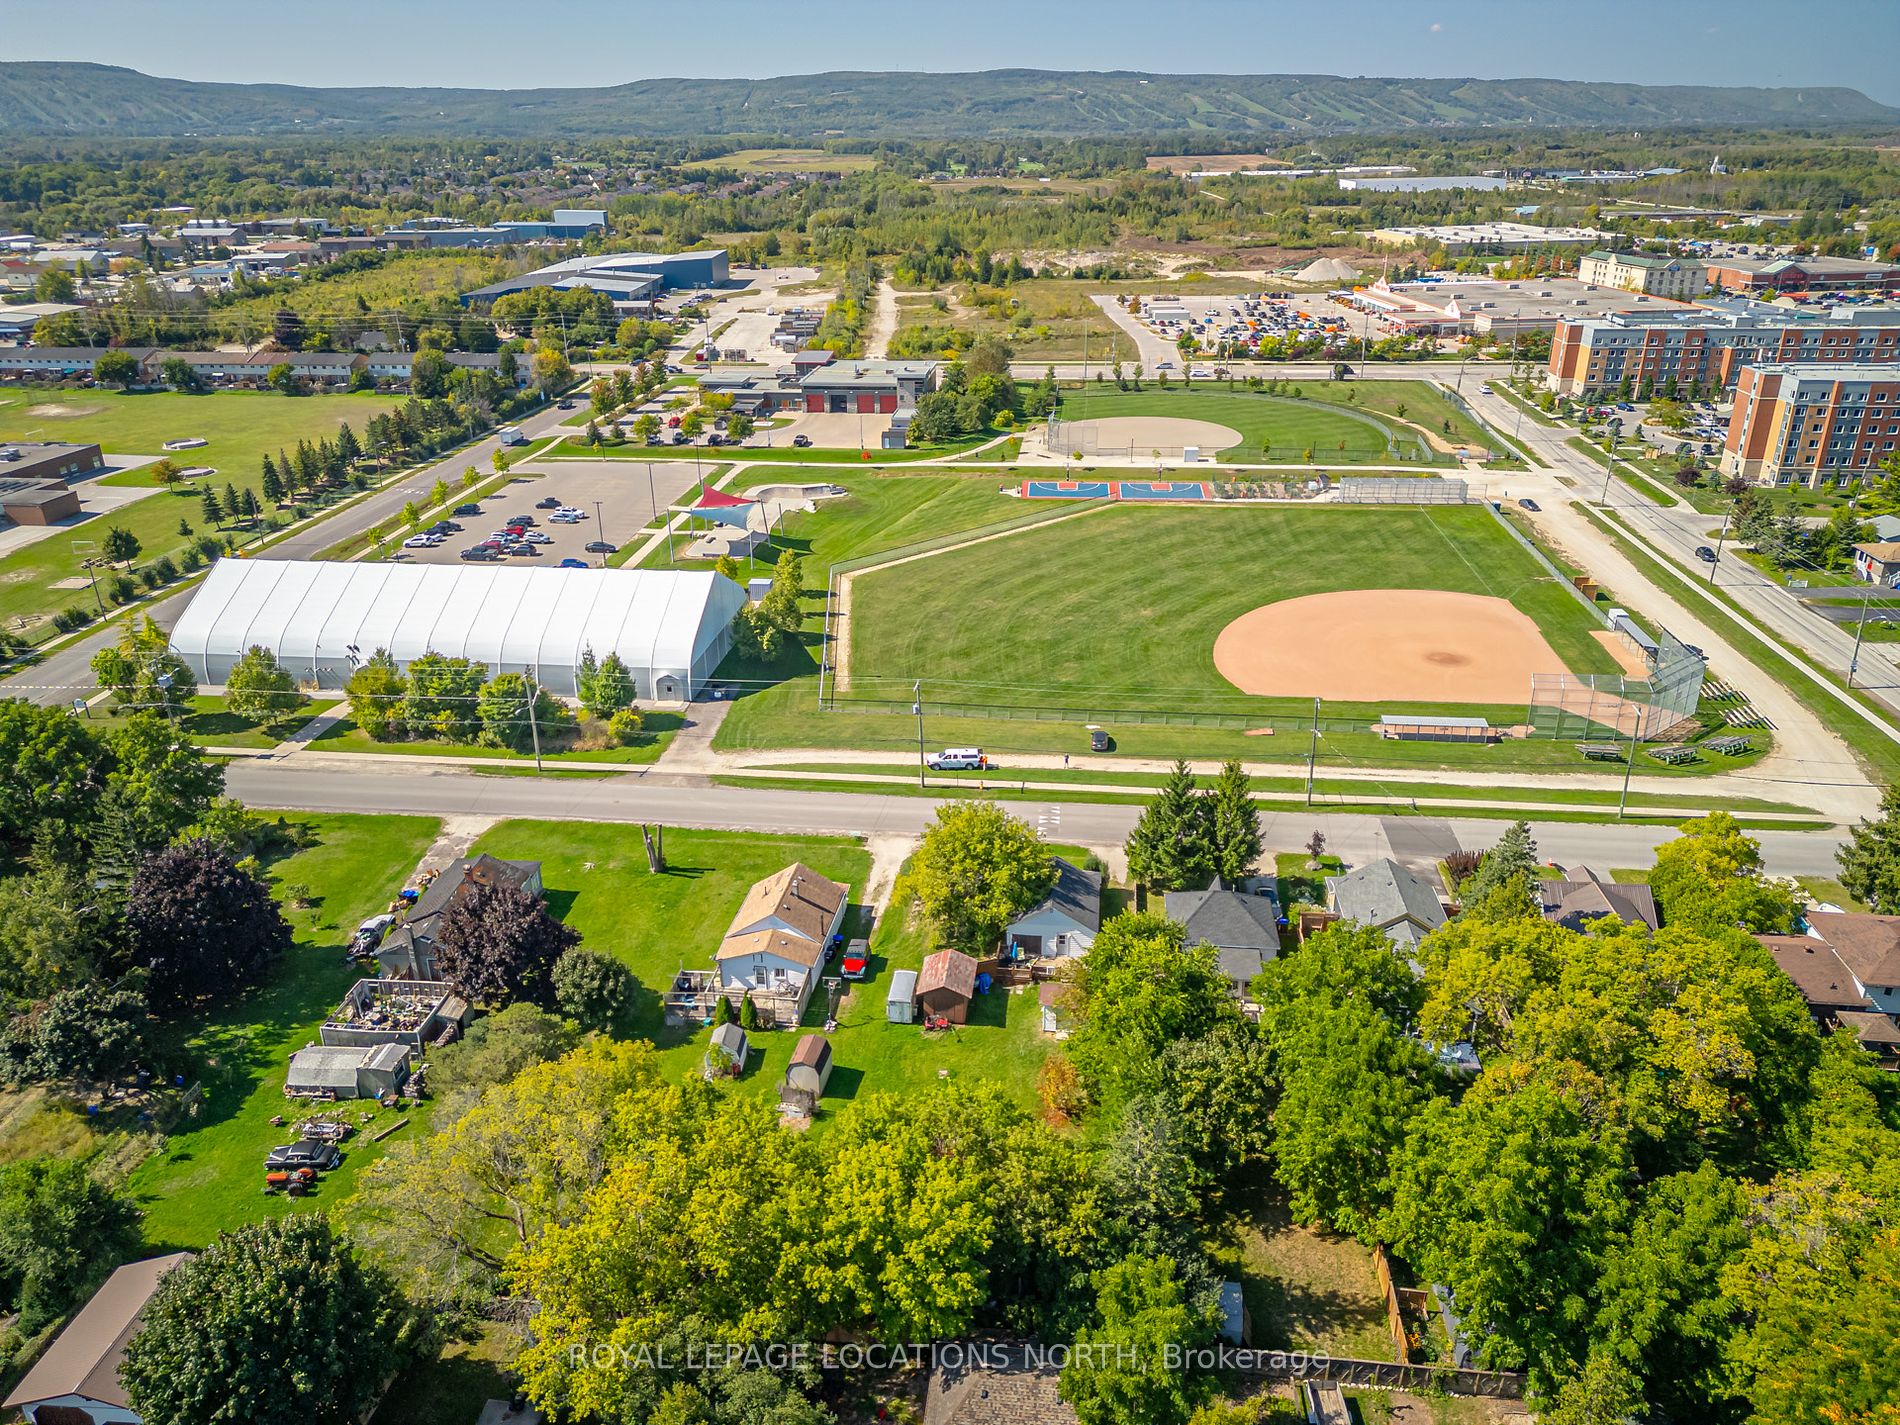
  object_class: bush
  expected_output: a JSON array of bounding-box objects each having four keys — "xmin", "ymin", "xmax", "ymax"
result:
[
  {"xmin": 51, "ymin": 606, "xmax": 94, "ymax": 633},
  {"xmin": 138, "ymin": 565, "xmax": 163, "ymax": 591},
  {"xmin": 550, "ymin": 947, "xmax": 637, "ymax": 1034},
  {"xmin": 738, "ymin": 995, "xmax": 759, "ymax": 1031},
  {"xmin": 180, "ymin": 547, "xmax": 205, "ymax": 572},
  {"xmin": 107, "ymin": 574, "xmax": 138, "ymax": 605},
  {"xmin": 151, "ymin": 555, "xmax": 178, "ymax": 582},
  {"xmin": 607, "ymin": 707, "xmax": 646, "ymax": 746}
]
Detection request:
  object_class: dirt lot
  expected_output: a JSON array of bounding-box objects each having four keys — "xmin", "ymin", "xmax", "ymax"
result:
[{"xmin": 390, "ymin": 462, "xmax": 705, "ymax": 567}]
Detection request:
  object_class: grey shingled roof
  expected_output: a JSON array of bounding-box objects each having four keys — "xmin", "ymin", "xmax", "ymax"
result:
[
  {"xmin": 1166, "ymin": 887, "xmax": 1281, "ymax": 987},
  {"xmin": 1021, "ymin": 857, "xmax": 1103, "ymax": 933},
  {"xmin": 1327, "ymin": 859, "xmax": 1446, "ymax": 936}
]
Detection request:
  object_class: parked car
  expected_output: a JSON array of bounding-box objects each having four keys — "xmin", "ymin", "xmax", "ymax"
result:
[
  {"xmin": 511, "ymin": 514, "xmax": 536, "ymax": 526},
  {"xmin": 454, "ymin": 504, "xmax": 482, "ymax": 517},
  {"xmin": 1089, "ymin": 728, "xmax": 1110, "ymax": 753},
  {"xmin": 556, "ymin": 506, "xmax": 583, "ymax": 517},
  {"xmin": 506, "ymin": 542, "xmax": 538, "ymax": 556},
  {"xmin": 536, "ymin": 497, "xmax": 561, "ymax": 509},
  {"xmin": 557, "ymin": 399, "xmax": 576, "ymax": 409},
  {"xmin": 840, "ymin": 939, "xmax": 871, "ymax": 981},
  {"xmin": 791, "ymin": 434, "xmax": 813, "ymax": 447},
  {"xmin": 550, "ymin": 513, "xmax": 580, "ymax": 524},
  {"xmin": 402, "ymin": 534, "xmax": 439, "ymax": 549},
  {"xmin": 524, "ymin": 531, "xmax": 552, "ymax": 544},
  {"xmin": 558, "ymin": 557, "xmax": 588, "ymax": 568},
  {"xmin": 1518, "ymin": 498, "xmax": 1540, "ymax": 512},
  {"xmin": 926, "ymin": 747, "xmax": 987, "ymax": 771},
  {"xmin": 461, "ymin": 546, "xmax": 501, "ymax": 561},
  {"xmin": 584, "ymin": 540, "xmax": 616, "ymax": 554},
  {"xmin": 1696, "ymin": 545, "xmax": 1717, "ymax": 562}
]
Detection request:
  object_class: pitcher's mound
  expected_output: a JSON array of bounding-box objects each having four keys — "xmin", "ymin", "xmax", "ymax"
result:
[
  {"xmin": 1213, "ymin": 589, "xmax": 1566, "ymax": 703},
  {"xmin": 1063, "ymin": 416, "xmax": 1242, "ymax": 453}
]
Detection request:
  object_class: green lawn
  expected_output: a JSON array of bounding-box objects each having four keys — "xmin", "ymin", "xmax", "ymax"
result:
[
  {"xmin": 1053, "ymin": 387, "xmax": 1413, "ymax": 464},
  {"xmin": 123, "ymin": 813, "xmax": 442, "ymax": 1249},
  {"xmin": 849, "ymin": 502, "xmax": 1618, "ymax": 714},
  {"xmin": 0, "ymin": 389, "xmax": 401, "ymax": 631},
  {"xmin": 466, "ymin": 822, "xmax": 1051, "ymax": 1114},
  {"xmin": 306, "ymin": 712, "xmax": 685, "ymax": 765},
  {"xmin": 84, "ymin": 694, "xmax": 304, "ymax": 750}
]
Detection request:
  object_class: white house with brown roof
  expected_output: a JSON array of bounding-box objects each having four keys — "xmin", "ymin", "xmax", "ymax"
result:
[
  {"xmin": 713, "ymin": 863, "xmax": 849, "ymax": 1026},
  {"xmin": 3, "ymin": 1252, "xmax": 191, "ymax": 1424},
  {"xmin": 1760, "ymin": 912, "xmax": 1900, "ymax": 1068}
]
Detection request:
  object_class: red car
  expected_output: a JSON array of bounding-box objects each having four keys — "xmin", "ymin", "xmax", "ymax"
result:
[{"xmin": 840, "ymin": 939, "xmax": 871, "ymax": 981}]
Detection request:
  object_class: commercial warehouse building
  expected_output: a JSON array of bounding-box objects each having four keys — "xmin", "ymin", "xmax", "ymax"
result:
[
  {"xmin": 168, "ymin": 559, "xmax": 746, "ymax": 699},
  {"xmin": 1704, "ymin": 254, "xmax": 1900, "ymax": 295},
  {"xmin": 1346, "ymin": 276, "xmax": 1686, "ymax": 339},
  {"xmin": 1546, "ymin": 302, "xmax": 1900, "ymax": 396},
  {"xmin": 462, "ymin": 249, "xmax": 730, "ymax": 309},
  {"xmin": 1365, "ymin": 221, "xmax": 1612, "ymax": 253},
  {"xmin": 1720, "ymin": 363, "xmax": 1900, "ymax": 487}
]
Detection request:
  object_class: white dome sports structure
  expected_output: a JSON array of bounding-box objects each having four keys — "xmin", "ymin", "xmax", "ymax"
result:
[{"xmin": 167, "ymin": 559, "xmax": 747, "ymax": 701}]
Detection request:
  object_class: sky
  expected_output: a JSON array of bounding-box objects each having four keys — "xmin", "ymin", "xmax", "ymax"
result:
[{"xmin": 10, "ymin": 0, "xmax": 1900, "ymax": 103}]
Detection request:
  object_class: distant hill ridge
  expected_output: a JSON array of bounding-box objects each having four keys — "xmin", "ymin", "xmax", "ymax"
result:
[{"xmin": 0, "ymin": 62, "xmax": 1894, "ymax": 138}]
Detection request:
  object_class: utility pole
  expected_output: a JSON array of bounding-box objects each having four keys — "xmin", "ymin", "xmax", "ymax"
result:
[
  {"xmin": 1850, "ymin": 578, "xmax": 1875, "ymax": 688},
  {"xmin": 524, "ymin": 675, "xmax": 544, "ymax": 773},
  {"xmin": 1305, "ymin": 696, "xmax": 1320, "ymax": 807},
  {"xmin": 913, "ymin": 679, "xmax": 926, "ymax": 789},
  {"xmin": 595, "ymin": 500, "xmax": 608, "ymax": 568},
  {"xmin": 1708, "ymin": 503, "xmax": 1731, "ymax": 585}
]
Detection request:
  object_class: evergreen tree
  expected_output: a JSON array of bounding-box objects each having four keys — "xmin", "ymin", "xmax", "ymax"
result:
[
  {"xmin": 199, "ymin": 485, "xmax": 223, "ymax": 528},
  {"xmin": 335, "ymin": 422, "xmax": 362, "ymax": 466},
  {"xmin": 222, "ymin": 483, "xmax": 240, "ymax": 525},
  {"xmin": 1837, "ymin": 782, "xmax": 1900, "ymax": 912},
  {"xmin": 1462, "ymin": 820, "xmax": 1540, "ymax": 917},
  {"xmin": 1125, "ymin": 760, "xmax": 1212, "ymax": 891},
  {"xmin": 1204, "ymin": 758, "xmax": 1261, "ymax": 886}
]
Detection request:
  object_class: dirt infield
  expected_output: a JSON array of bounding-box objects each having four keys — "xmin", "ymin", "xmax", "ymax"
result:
[
  {"xmin": 1060, "ymin": 415, "xmax": 1243, "ymax": 453},
  {"xmin": 1213, "ymin": 589, "xmax": 1567, "ymax": 704}
]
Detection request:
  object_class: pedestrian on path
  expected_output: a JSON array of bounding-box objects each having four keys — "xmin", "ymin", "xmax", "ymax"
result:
[{"xmin": 1063, "ymin": 753, "xmax": 1070, "ymax": 768}]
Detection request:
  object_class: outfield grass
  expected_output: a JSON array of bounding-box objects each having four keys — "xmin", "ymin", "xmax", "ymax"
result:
[
  {"xmin": 0, "ymin": 389, "xmax": 401, "ymax": 629},
  {"xmin": 124, "ymin": 813, "xmax": 442, "ymax": 1249},
  {"xmin": 1054, "ymin": 387, "xmax": 1411, "ymax": 463},
  {"xmin": 849, "ymin": 502, "xmax": 1618, "ymax": 715}
]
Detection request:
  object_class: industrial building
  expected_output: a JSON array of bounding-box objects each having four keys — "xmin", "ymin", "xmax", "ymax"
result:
[
  {"xmin": 1546, "ymin": 301, "xmax": 1900, "ymax": 396},
  {"xmin": 1720, "ymin": 363, "xmax": 1900, "ymax": 487},
  {"xmin": 0, "ymin": 440, "xmax": 103, "ymax": 483},
  {"xmin": 1345, "ymin": 276, "xmax": 1687, "ymax": 339},
  {"xmin": 167, "ymin": 559, "xmax": 747, "ymax": 699},
  {"xmin": 462, "ymin": 249, "xmax": 730, "ymax": 309},
  {"xmin": 1704, "ymin": 254, "xmax": 1900, "ymax": 295},
  {"xmin": 1365, "ymin": 221, "xmax": 1613, "ymax": 253},
  {"xmin": 697, "ymin": 352, "xmax": 941, "ymax": 415},
  {"xmin": 1576, "ymin": 249, "xmax": 1707, "ymax": 300}
]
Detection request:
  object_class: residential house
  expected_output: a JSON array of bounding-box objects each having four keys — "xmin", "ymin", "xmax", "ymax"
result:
[
  {"xmin": 1165, "ymin": 886, "xmax": 1282, "ymax": 998},
  {"xmin": 2, "ymin": 1253, "xmax": 192, "ymax": 1424},
  {"xmin": 713, "ymin": 863, "xmax": 849, "ymax": 1025},
  {"xmin": 921, "ymin": 1341, "xmax": 1076, "ymax": 1425},
  {"xmin": 917, "ymin": 948, "xmax": 978, "ymax": 1025},
  {"xmin": 1004, "ymin": 857, "xmax": 1103, "ymax": 960},
  {"xmin": 1760, "ymin": 912, "xmax": 1900, "ymax": 1066},
  {"xmin": 1325, "ymin": 858, "xmax": 1448, "ymax": 955},
  {"xmin": 1854, "ymin": 542, "xmax": 1900, "ymax": 588},
  {"xmin": 377, "ymin": 854, "xmax": 544, "ymax": 981},
  {"xmin": 1539, "ymin": 866, "xmax": 1660, "ymax": 931}
]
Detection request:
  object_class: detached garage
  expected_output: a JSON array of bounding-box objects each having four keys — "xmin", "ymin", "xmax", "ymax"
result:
[{"xmin": 168, "ymin": 558, "xmax": 747, "ymax": 699}]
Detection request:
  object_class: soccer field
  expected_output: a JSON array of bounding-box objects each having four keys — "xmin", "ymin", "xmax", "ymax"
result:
[{"xmin": 846, "ymin": 502, "xmax": 1619, "ymax": 716}]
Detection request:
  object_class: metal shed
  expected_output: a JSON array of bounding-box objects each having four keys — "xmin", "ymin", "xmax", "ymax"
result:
[
  {"xmin": 886, "ymin": 969, "xmax": 918, "ymax": 1024},
  {"xmin": 285, "ymin": 1042, "xmax": 410, "ymax": 1100}
]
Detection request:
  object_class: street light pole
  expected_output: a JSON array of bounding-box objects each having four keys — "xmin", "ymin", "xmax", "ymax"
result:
[
  {"xmin": 1851, "ymin": 579, "xmax": 1875, "ymax": 689},
  {"xmin": 1708, "ymin": 505, "xmax": 1731, "ymax": 585},
  {"xmin": 1617, "ymin": 701, "xmax": 1641, "ymax": 820},
  {"xmin": 595, "ymin": 500, "xmax": 608, "ymax": 568},
  {"xmin": 525, "ymin": 675, "xmax": 544, "ymax": 773}
]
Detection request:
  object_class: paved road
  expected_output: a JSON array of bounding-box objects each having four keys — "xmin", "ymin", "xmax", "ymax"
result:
[
  {"xmin": 0, "ymin": 399, "xmax": 576, "ymax": 706},
  {"xmin": 224, "ymin": 759, "xmax": 1851, "ymax": 877}
]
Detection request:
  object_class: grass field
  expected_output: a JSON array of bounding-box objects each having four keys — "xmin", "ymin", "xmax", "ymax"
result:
[
  {"xmin": 123, "ymin": 813, "xmax": 442, "ymax": 1249},
  {"xmin": 465, "ymin": 822, "xmax": 1053, "ymax": 1113},
  {"xmin": 87, "ymin": 694, "xmax": 304, "ymax": 750},
  {"xmin": 0, "ymin": 389, "xmax": 400, "ymax": 630},
  {"xmin": 1052, "ymin": 387, "xmax": 1415, "ymax": 464},
  {"xmin": 306, "ymin": 711, "xmax": 685, "ymax": 765},
  {"xmin": 685, "ymin": 147, "xmax": 878, "ymax": 174},
  {"xmin": 848, "ymin": 502, "xmax": 1618, "ymax": 716}
]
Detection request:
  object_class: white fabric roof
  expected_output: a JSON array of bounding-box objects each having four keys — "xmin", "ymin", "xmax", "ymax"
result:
[{"xmin": 169, "ymin": 558, "xmax": 745, "ymax": 686}]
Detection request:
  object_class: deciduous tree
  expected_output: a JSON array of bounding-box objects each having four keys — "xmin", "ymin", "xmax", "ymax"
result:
[
  {"xmin": 1059, "ymin": 1254, "xmax": 1217, "ymax": 1425},
  {"xmin": 224, "ymin": 645, "xmax": 306, "ymax": 723},
  {"xmin": 906, "ymin": 801, "xmax": 1055, "ymax": 954},
  {"xmin": 123, "ymin": 838, "xmax": 291, "ymax": 1010},
  {"xmin": 121, "ymin": 1215, "xmax": 401, "ymax": 1425},
  {"xmin": 0, "ymin": 1157, "xmax": 141, "ymax": 1331},
  {"xmin": 430, "ymin": 881, "xmax": 579, "ymax": 1007}
]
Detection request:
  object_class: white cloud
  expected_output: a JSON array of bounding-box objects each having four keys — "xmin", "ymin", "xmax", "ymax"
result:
[{"xmin": 1429, "ymin": 21, "xmax": 1443, "ymax": 32}]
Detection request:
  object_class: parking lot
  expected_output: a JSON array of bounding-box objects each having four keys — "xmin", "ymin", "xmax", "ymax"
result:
[{"xmin": 389, "ymin": 461, "xmax": 708, "ymax": 567}]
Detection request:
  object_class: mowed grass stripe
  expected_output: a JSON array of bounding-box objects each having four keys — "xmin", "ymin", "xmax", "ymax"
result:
[{"xmin": 848, "ymin": 503, "xmax": 1618, "ymax": 712}]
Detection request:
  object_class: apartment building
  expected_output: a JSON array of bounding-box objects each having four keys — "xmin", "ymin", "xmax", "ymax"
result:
[
  {"xmin": 1721, "ymin": 363, "xmax": 1900, "ymax": 487},
  {"xmin": 1576, "ymin": 249, "xmax": 1707, "ymax": 300},
  {"xmin": 1546, "ymin": 303, "xmax": 1900, "ymax": 396}
]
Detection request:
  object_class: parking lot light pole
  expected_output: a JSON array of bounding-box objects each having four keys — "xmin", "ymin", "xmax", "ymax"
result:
[
  {"xmin": 1708, "ymin": 505, "xmax": 1732, "ymax": 585},
  {"xmin": 595, "ymin": 500, "xmax": 608, "ymax": 568}
]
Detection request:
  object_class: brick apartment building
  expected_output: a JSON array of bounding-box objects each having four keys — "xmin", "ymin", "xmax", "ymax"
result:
[
  {"xmin": 1720, "ymin": 363, "xmax": 1900, "ymax": 487},
  {"xmin": 1546, "ymin": 303, "xmax": 1900, "ymax": 397}
]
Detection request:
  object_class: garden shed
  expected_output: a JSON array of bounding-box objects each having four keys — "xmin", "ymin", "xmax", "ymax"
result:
[
  {"xmin": 918, "ymin": 949, "xmax": 978, "ymax": 1026},
  {"xmin": 783, "ymin": 1033, "xmax": 833, "ymax": 1100},
  {"xmin": 706, "ymin": 1021, "xmax": 749, "ymax": 1077},
  {"xmin": 885, "ymin": 969, "xmax": 918, "ymax": 1024}
]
